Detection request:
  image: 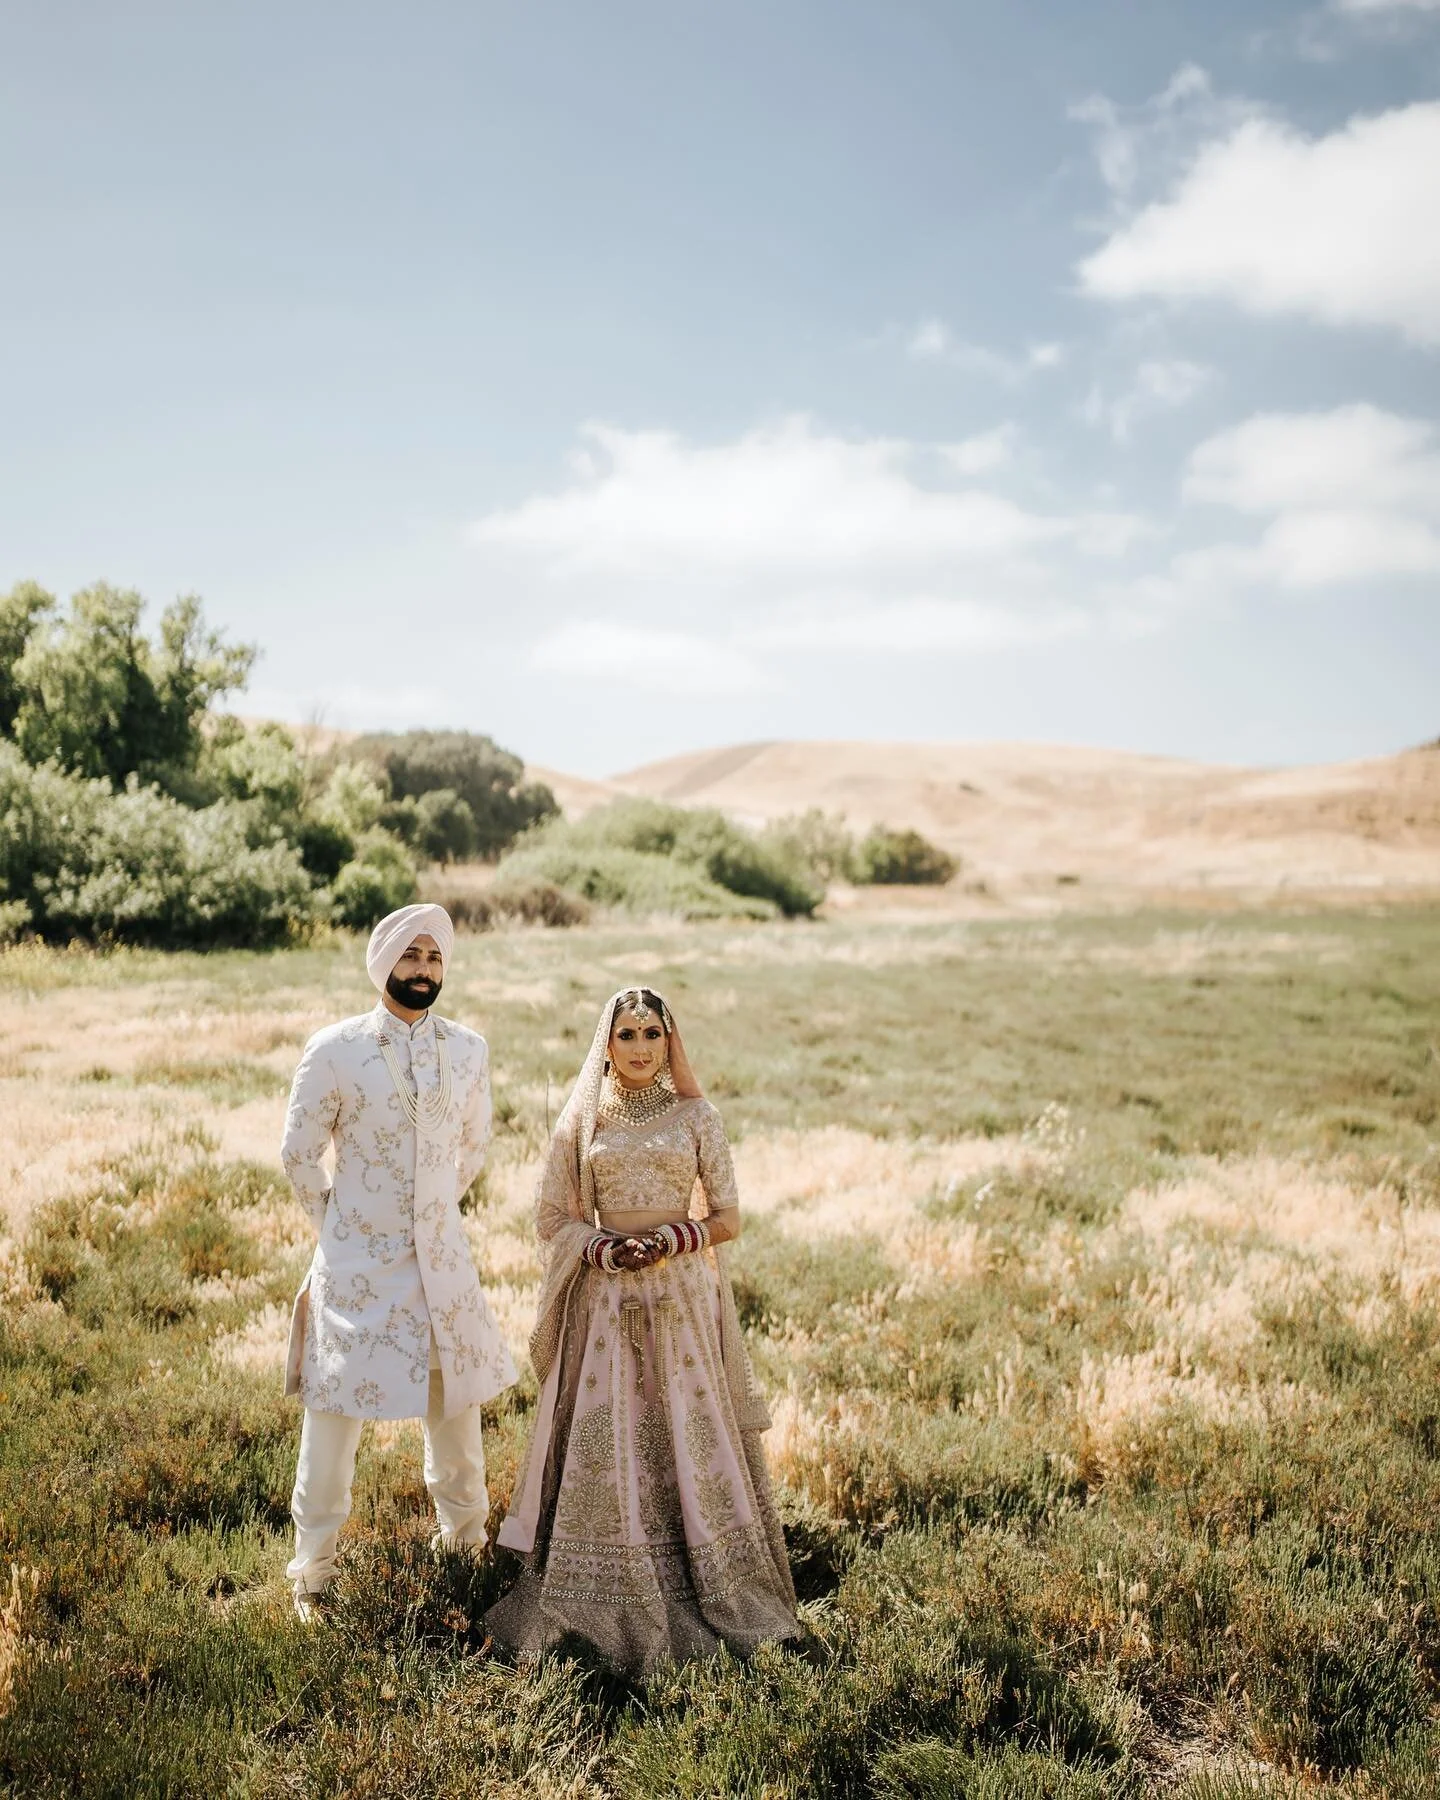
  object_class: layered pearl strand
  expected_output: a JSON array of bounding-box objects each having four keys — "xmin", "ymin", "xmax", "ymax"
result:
[{"xmin": 379, "ymin": 1023, "xmax": 453, "ymax": 1135}]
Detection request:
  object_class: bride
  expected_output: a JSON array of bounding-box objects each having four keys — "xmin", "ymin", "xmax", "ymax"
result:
[{"xmin": 484, "ymin": 986, "xmax": 798, "ymax": 1671}]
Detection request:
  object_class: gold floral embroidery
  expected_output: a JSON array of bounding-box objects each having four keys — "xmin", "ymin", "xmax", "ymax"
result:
[
  {"xmin": 685, "ymin": 1410, "xmax": 719, "ymax": 1467},
  {"xmin": 635, "ymin": 1405, "xmax": 669, "ymax": 1470},
  {"xmin": 696, "ymin": 1469, "xmax": 736, "ymax": 1535},
  {"xmin": 586, "ymin": 1098, "xmax": 738, "ymax": 1218},
  {"xmin": 634, "ymin": 1404, "xmax": 682, "ymax": 1539},
  {"xmin": 573, "ymin": 1403, "xmax": 616, "ymax": 1472},
  {"xmin": 280, "ymin": 1004, "xmax": 515, "ymax": 1420},
  {"xmin": 558, "ymin": 1403, "xmax": 623, "ymax": 1540},
  {"xmin": 556, "ymin": 1476, "xmax": 623, "ymax": 1540}
]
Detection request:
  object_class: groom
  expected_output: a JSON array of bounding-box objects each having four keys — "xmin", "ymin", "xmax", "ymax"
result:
[{"xmin": 280, "ymin": 902, "xmax": 517, "ymax": 1616}]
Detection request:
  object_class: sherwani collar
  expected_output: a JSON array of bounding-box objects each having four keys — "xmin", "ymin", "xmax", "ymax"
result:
[{"xmin": 373, "ymin": 999, "xmax": 436, "ymax": 1046}]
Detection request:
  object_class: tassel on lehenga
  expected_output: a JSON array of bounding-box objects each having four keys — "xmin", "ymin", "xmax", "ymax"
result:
[{"xmin": 620, "ymin": 1295, "xmax": 644, "ymax": 1390}]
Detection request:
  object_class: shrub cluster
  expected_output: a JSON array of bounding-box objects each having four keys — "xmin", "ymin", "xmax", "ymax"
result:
[
  {"xmin": 761, "ymin": 808, "xmax": 959, "ymax": 887},
  {"xmin": 496, "ymin": 798, "xmax": 824, "ymax": 920},
  {"xmin": 350, "ymin": 729, "xmax": 558, "ymax": 860},
  {"xmin": 491, "ymin": 799, "xmax": 959, "ymax": 921},
  {"xmin": 0, "ymin": 582, "xmax": 552, "ymax": 946}
]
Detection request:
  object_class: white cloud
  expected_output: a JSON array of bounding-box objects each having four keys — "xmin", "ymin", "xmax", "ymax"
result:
[
  {"xmin": 1084, "ymin": 358, "xmax": 1212, "ymax": 441},
  {"xmin": 469, "ymin": 418, "xmax": 1153, "ymax": 670},
  {"xmin": 1176, "ymin": 512, "xmax": 1440, "ymax": 589},
  {"xmin": 742, "ymin": 596, "xmax": 1087, "ymax": 654},
  {"xmin": 941, "ymin": 425, "xmax": 1019, "ymax": 475},
  {"xmin": 1070, "ymin": 63, "xmax": 1219, "ymax": 200},
  {"xmin": 470, "ymin": 417, "xmax": 1136, "ymax": 581},
  {"xmin": 1333, "ymin": 0, "xmax": 1440, "ymax": 13},
  {"xmin": 1179, "ymin": 405, "xmax": 1440, "ymax": 588},
  {"xmin": 1184, "ymin": 404, "xmax": 1440, "ymax": 513},
  {"xmin": 529, "ymin": 621, "xmax": 769, "ymax": 694},
  {"xmin": 906, "ymin": 320, "xmax": 1064, "ymax": 382},
  {"xmin": 1079, "ymin": 101, "xmax": 1440, "ymax": 346}
]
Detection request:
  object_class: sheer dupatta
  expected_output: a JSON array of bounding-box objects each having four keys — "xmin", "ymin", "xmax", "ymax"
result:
[{"xmin": 526, "ymin": 989, "xmax": 770, "ymax": 1432}]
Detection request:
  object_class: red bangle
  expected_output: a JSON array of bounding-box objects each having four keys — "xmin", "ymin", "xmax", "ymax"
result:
[
  {"xmin": 582, "ymin": 1232, "xmax": 619, "ymax": 1271},
  {"xmin": 662, "ymin": 1219, "xmax": 711, "ymax": 1256}
]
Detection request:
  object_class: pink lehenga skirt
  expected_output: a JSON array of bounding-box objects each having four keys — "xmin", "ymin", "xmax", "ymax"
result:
[{"xmin": 486, "ymin": 1249, "xmax": 799, "ymax": 1672}]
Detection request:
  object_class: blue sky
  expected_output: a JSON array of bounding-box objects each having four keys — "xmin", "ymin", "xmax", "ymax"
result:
[{"xmin": 3, "ymin": 1, "xmax": 1438, "ymax": 774}]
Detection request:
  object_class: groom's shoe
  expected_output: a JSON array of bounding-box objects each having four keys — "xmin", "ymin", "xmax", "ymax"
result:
[{"xmin": 292, "ymin": 1581, "xmax": 331, "ymax": 1625}]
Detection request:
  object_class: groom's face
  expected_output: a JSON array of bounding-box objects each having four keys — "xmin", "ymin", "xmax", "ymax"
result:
[{"xmin": 387, "ymin": 935, "xmax": 444, "ymax": 1010}]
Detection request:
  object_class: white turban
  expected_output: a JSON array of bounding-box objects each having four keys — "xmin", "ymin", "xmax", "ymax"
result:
[{"xmin": 365, "ymin": 903, "xmax": 456, "ymax": 993}]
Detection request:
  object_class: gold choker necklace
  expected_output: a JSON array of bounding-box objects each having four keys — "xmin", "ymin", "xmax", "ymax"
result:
[{"xmin": 600, "ymin": 1075, "xmax": 678, "ymax": 1127}]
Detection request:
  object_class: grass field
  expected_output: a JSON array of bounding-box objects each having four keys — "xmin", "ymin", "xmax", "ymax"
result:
[{"xmin": 2, "ymin": 907, "xmax": 1439, "ymax": 1797}]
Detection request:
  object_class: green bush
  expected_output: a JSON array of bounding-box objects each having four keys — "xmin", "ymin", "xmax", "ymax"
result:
[
  {"xmin": 506, "ymin": 797, "xmax": 820, "ymax": 918},
  {"xmin": 0, "ymin": 747, "xmax": 315, "ymax": 947},
  {"xmin": 351, "ymin": 728, "xmax": 558, "ymax": 858},
  {"xmin": 486, "ymin": 872, "xmax": 590, "ymax": 926},
  {"xmin": 0, "ymin": 582, "xmax": 550, "ymax": 946},
  {"xmin": 318, "ymin": 761, "xmax": 388, "ymax": 836},
  {"xmin": 329, "ymin": 833, "xmax": 419, "ymax": 929},
  {"xmin": 414, "ymin": 787, "xmax": 478, "ymax": 863},
  {"xmin": 761, "ymin": 808, "xmax": 861, "ymax": 885},
  {"xmin": 494, "ymin": 841, "xmax": 778, "ymax": 920},
  {"xmin": 199, "ymin": 718, "xmax": 307, "ymax": 818},
  {"xmin": 292, "ymin": 814, "xmax": 355, "ymax": 882},
  {"xmin": 855, "ymin": 825, "xmax": 957, "ymax": 885},
  {"xmin": 0, "ymin": 741, "xmax": 104, "ymax": 924},
  {"xmin": 671, "ymin": 807, "xmax": 821, "ymax": 915}
]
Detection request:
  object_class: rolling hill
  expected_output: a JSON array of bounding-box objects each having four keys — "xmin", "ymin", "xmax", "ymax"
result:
[{"xmin": 528, "ymin": 739, "xmax": 1440, "ymax": 900}]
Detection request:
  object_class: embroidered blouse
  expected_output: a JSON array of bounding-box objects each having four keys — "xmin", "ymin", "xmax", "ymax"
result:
[{"xmin": 588, "ymin": 1096, "xmax": 740, "ymax": 1219}]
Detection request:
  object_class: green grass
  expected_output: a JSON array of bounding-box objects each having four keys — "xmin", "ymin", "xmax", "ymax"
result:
[{"xmin": 2, "ymin": 907, "xmax": 1439, "ymax": 1795}]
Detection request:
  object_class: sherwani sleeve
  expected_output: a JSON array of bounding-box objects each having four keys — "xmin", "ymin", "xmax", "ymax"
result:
[
  {"xmin": 281, "ymin": 1033, "xmax": 341, "ymax": 1235},
  {"xmin": 695, "ymin": 1102, "xmax": 740, "ymax": 1217},
  {"xmin": 457, "ymin": 1036, "xmax": 493, "ymax": 1196}
]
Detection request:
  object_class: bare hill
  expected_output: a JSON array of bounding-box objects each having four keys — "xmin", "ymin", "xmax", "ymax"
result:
[{"xmin": 591, "ymin": 739, "xmax": 1440, "ymax": 899}]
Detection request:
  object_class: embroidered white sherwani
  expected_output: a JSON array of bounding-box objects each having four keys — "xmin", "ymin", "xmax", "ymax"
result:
[{"xmin": 281, "ymin": 1001, "xmax": 517, "ymax": 1421}]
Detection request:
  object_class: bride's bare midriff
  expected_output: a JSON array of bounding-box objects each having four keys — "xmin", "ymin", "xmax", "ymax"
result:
[
  {"xmin": 598, "ymin": 1209, "xmax": 691, "ymax": 1233},
  {"xmin": 596, "ymin": 1206, "xmax": 740, "ymax": 1240}
]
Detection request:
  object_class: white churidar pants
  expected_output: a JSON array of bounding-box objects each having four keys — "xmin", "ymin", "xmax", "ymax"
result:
[{"xmin": 286, "ymin": 1366, "xmax": 490, "ymax": 1593}]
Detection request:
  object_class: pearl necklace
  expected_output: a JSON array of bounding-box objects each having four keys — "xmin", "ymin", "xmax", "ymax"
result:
[
  {"xmin": 379, "ymin": 1022, "xmax": 453, "ymax": 1135},
  {"xmin": 600, "ymin": 1074, "xmax": 678, "ymax": 1128}
]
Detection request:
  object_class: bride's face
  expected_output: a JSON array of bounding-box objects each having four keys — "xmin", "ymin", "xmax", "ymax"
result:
[{"xmin": 608, "ymin": 1006, "xmax": 669, "ymax": 1088}]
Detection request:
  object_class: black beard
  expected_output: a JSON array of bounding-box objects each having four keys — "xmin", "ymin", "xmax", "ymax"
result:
[{"xmin": 386, "ymin": 973, "xmax": 441, "ymax": 1011}]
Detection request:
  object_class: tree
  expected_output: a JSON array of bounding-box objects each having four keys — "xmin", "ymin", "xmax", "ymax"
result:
[
  {"xmin": 150, "ymin": 595, "xmax": 256, "ymax": 775},
  {"xmin": 9, "ymin": 584, "xmax": 254, "ymax": 791},
  {"xmin": 352, "ymin": 730, "xmax": 558, "ymax": 858},
  {"xmin": 414, "ymin": 788, "xmax": 478, "ymax": 863},
  {"xmin": 0, "ymin": 582, "xmax": 55, "ymax": 737}
]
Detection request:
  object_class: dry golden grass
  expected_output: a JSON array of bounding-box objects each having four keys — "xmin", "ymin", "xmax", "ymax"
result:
[
  {"xmin": 0, "ymin": 1566, "xmax": 42, "ymax": 1724},
  {"xmin": 4, "ymin": 911, "xmax": 1439, "ymax": 1793}
]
